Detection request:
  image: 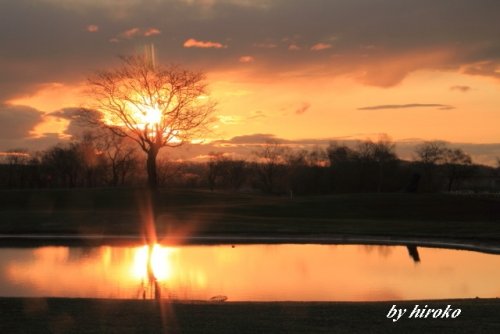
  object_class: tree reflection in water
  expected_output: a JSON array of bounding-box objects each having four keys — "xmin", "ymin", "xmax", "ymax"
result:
[
  {"xmin": 135, "ymin": 243, "xmax": 175, "ymax": 300},
  {"xmin": 406, "ymin": 245, "xmax": 421, "ymax": 263},
  {"xmin": 141, "ymin": 244, "xmax": 160, "ymax": 300}
]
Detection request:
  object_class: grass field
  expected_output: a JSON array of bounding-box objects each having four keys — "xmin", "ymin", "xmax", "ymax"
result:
[
  {"xmin": 0, "ymin": 297, "xmax": 499, "ymax": 333},
  {"xmin": 0, "ymin": 188, "xmax": 499, "ymax": 244}
]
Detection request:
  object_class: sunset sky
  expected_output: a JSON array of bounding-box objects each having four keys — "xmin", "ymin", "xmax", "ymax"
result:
[{"xmin": 1, "ymin": 0, "xmax": 500, "ymax": 164}]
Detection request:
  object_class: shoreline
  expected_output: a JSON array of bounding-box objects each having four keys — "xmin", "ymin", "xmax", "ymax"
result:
[{"xmin": 1, "ymin": 233, "xmax": 500, "ymax": 254}]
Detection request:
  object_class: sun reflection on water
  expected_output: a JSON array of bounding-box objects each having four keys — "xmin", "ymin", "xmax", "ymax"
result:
[{"xmin": 132, "ymin": 244, "xmax": 176, "ymax": 281}]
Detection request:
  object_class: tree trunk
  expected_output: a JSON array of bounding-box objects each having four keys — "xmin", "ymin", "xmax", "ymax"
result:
[
  {"xmin": 147, "ymin": 147, "xmax": 159, "ymax": 189},
  {"xmin": 111, "ymin": 163, "xmax": 119, "ymax": 186}
]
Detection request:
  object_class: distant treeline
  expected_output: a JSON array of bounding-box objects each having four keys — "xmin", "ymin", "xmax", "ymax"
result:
[{"xmin": 1, "ymin": 135, "xmax": 499, "ymax": 194}]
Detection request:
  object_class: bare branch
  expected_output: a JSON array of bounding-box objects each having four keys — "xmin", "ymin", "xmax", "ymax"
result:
[{"xmin": 82, "ymin": 55, "xmax": 216, "ymax": 188}]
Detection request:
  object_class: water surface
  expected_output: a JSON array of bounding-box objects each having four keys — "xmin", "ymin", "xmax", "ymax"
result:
[{"xmin": 0, "ymin": 244, "xmax": 499, "ymax": 301}]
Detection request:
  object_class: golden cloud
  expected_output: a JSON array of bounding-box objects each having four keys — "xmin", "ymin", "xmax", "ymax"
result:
[
  {"xmin": 183, "ymin": 38, "xmax": 227, "ymax": 49},
  {"xmin": 144, "ymin": 28, "xmax": 161, "ymax": 37},
  {"xmin": 310, "ymin": 43, "xmax": 332, "ymax": 51}
]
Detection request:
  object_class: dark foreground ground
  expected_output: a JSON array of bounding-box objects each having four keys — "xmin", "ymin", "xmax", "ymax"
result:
[
  {"xmin": 0, "ymin": 298, "xmax": 499, "ymax": 334},
  {"xmin": 0, "ymin": 188, "xmax": 499, "ymax": 245}
]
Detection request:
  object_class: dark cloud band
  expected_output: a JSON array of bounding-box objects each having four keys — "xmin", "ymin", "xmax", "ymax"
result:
[{"xmin": 358, "ymin": 103, "xmax": 455, "ymax": 111}]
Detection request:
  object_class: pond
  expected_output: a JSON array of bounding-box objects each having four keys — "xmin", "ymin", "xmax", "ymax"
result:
[{"xmin": 0, "ymin": 244, "xmax": 499, "ymax": 301}]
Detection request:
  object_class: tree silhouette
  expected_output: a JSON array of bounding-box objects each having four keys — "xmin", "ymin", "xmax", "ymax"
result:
[
  {"xmin": 357, "ymin": 136, "xmax": 397, "ymax": 192},
  {"xmin": 414, "ymin": 141, "xmax": 448, "ymax": 191},
  {"xmin": 327, "ymin": 143, "xmax": 361, "ymax": 192},
  {"xmin": 415, "ymin": 142, "xmax": 473, "ymax": 191},
  {"xmin": 442, "ymin": 148, "xmax": 473, "ymax": 191},
  {"xmin": 254, "ymin": 141, "xmax": 287, "ymax": 193},
  {"xmin": 86, "ymin": 56, "xmax": 215, "ymax": 189},
  {"xmin": 206, "ymin": 153, "xmax": 247, "ymax": 191},
  {"xmin": 5, "ymin": 149, "xmax": 29, "ymax": 188},
  {"xmin": 415, "ymin": 141, "xmax": 447, "ymax": 165},
  {"xmin": 207, "ymin": 152, "xmax": 226, "ymax": 191},
  {"xmin": 89, "ymin": 130, "xmax": 138, "ymax": 186},
  {"xmin": 42, "ymin": 144, "xmax": 83, "ymax": 187}
]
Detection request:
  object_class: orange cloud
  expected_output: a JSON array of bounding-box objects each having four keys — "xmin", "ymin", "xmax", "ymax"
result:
[
  {"xmin": 288, "ymin": 44, "xmax": 301, "ymax": 51},
  {"xmin": 144, "ymin": 28, "xmax": 161, "ymax": 37},
  {"xmin": 450, "ymin": 85, "xmax": 471, "ymax": 92},
  {"xmin": 239, "ymin": 56, "xmax": 255, "ymax": 63},
  {"xmin": 86, "ymin": 24, "xmax": 99, "ymax": 32},
  {"xmin": 462, "ymin": 60, "xmax": 500, "ymax": 79},
  {"xmin": 183, "ymin": 38, "xmax": 227, "ymax": 49},
  {"xmin": 121, "ymin": 27, "xmax": 141, "ymax": 39},
  {"xmin": 354, "ymin": 48, "xmax": 456, "ymax": 87},
  {"xmin": 311, "ymin": 43, "xmax": 332, "ymax": 51},
  {"xmin": 114, "ymin": 27, "xmax": 161, "ymax": 41}
]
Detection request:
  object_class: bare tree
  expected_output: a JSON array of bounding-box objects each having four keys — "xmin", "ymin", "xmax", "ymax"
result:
[
  {"xmin": 254, "ymin": 141, "xmax": 288, "ymax": 194},
  {"xmin": 4, "ymin": 149, "xmax": 29, "ymax": 188},
  {"xmin": 206, "ymin": 152, "xmax": 247, "ymax": 191},
  {"xmin": 415, "ymin": 141, "xmax": 447, "ymax": 165},
  {"xmin": 42, "ymin": 144, "xmax": 83, "ymax": 187},
  {"xmin": 76, "ymin": 133, "xmax": 102, "ymax": 187},
  {"xmin": 224, "ymin": 159, "xmax": 247, "ymax": 191},
  {"xmin": 442, "ymin": 148, "xmax": 473, "ymax": 191},
  {"xmin": 206, "ymin": 152, "xmax": 226, "ymax": 191},
  {"xmin": 414, "ymin": 141, "xmax": 448, "ymax": 191},
  {"xmin": 91, "ymin": 130, "xmax": 138, "ymax": 186},
  {"xmin": 327, "ymin": 142, "xmax": 360, "ymax": 192},
  {"xmin": 156, "ymin": 158, "xmax": 184, "ymax": 188},
  {"xmin": 85, "ymin": 56, "xmax": 215, "ymax": 189},
  {"xmin": 357, "ymin": 136, "xmax": 397, "ymax": 192},
  {"xmin": 415, "ymin": 142, "xmax": 473, "ymax": 191}
]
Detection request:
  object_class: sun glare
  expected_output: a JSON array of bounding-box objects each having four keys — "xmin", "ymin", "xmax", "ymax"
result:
[
  {"xmin": 131, "ymin": 244, "xmax": 175, "ymax": 281},
  {"xmin": 125, "ymin": 101, "xmax": 163, "ymax": 129},
  {"xmin": 141, "ymin": 105, "xmax": 162, "ymax": 126}
]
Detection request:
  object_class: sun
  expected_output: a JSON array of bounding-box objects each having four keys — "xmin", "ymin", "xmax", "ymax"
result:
[
  {"xmin": 141, "ymin": 105, "xmax": 162, "ymax": 127},
  {"xmin": 101, "ymin": 100, "xmax": 163, "ymax": 131},
  {"xmin": 131, "ymin": 244, "xmax": 175, "ymax": 281},
  {"xmin": 127, "ymin": 101, "xmax": 163, "ymax": 129}
]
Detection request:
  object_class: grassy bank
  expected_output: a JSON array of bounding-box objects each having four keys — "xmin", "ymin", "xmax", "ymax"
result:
[
  {"xmin": 0, "ymin": 297, "xmax": 498, "ymax": 333},
  {"xmin": 0, "ymin": 188, "xmax": 499, "ymax": 243}
]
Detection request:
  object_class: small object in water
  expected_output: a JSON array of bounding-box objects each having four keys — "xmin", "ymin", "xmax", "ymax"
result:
[{"xmin": 209, "ymin": 295, "xmax": 228, "ymax": 302}]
